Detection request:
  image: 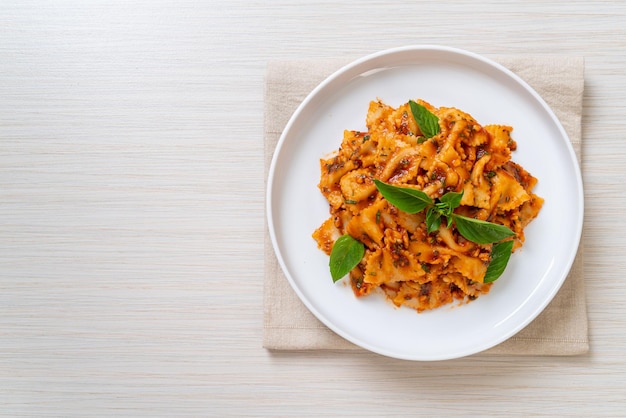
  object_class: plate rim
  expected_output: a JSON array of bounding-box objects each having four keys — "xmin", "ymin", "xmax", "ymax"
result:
[{"xmin": 266, "ymin": 45, "xmax": 584, "ymax": 361}]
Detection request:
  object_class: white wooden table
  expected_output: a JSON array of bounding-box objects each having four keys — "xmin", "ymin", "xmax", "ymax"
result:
[{"xmin": 1, "ymin": 1, "xmax": 625, "ymax": 416}]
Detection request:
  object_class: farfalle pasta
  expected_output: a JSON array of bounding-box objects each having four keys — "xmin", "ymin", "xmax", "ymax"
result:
[{"xmin": 312, "ymin": 99, "xmax": 543, "ymax": 312}]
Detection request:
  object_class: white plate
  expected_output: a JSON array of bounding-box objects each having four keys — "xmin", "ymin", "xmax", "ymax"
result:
[{"xmin": 266, "ymin": 45, "xmax": 583, "ymax": 361}]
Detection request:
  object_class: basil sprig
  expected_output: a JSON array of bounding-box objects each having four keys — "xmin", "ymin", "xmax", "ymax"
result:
[
  {"xmin": 426, "ymin": 190, "xmax": 464, "ymax": 233},
  {"xmin": 374, "ymin": 180, "xmax": 515, "ymax": 282},
  {"xmin": 329, "ymin": 234, "xmax": 365, "ymax": 282}
]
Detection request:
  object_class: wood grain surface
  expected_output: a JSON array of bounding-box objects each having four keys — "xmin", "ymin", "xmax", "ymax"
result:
[{"xmin": 1, "ymin": 1, "xmax": 625, "ymax": 416}]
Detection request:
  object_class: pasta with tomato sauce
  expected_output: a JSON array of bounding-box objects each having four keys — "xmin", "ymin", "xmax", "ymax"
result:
[{"xmin": 312, "ymin": 99, "xmax": 543, "ymax": 312}]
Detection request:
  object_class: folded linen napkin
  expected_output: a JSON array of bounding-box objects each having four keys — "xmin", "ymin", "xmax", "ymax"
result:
[{"xmin": 264, "ymin": 55, "xmax": 589, "ymax": 356}]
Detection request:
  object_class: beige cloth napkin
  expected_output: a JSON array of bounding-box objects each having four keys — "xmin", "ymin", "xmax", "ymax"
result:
[{"xmin": 264, "ymin": 55, "xmax": 589, "ymax": 356}]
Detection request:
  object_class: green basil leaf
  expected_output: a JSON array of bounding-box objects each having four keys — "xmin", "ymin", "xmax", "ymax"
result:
[
  {"xmin": 439, "ymin": 190, "xmax": 464, "ymax": 211},
  {"xmin": 373, "ymin": 179, "xmax": 433, "ymax": 214},
  {"xmin": 329, "ymin": 234, "xmax": 365, "ymax": 282},
  {"xmin": 426, "ymin": 207, "xmax": 441, "ymax": 234},
  {"xmin": 483, "ymin": 240, "xmax": 514, "ymax": 283},
  {"xmin": 452, "ymin": 214, "xmax": 515, "ymax": 244},
  {"xmin": 434, "ymin": 201, "xmax": 449, "ymax": 213},
  {"xmin": 409, "ymin": 100, "xmax": 440, "ymax": 139}
]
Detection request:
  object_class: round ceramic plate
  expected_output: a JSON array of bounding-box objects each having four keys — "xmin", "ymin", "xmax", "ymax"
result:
[{"xmin": 266, "ymin": 46, "xmax": 583, "ymax": 361}]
